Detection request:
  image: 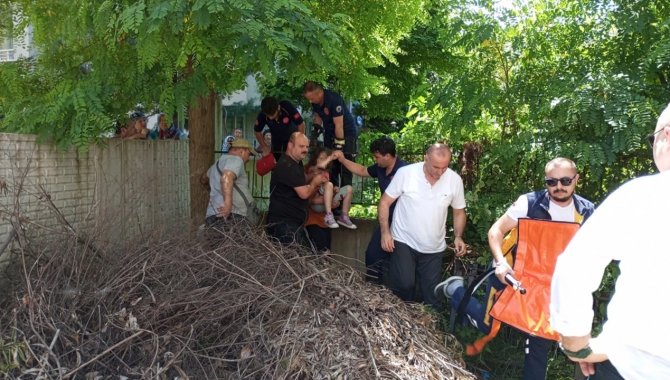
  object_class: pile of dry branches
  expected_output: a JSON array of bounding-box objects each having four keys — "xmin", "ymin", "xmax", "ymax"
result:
[{"xmin": 0, "ymin": 218, "xmax": 475, "ymax": 379}]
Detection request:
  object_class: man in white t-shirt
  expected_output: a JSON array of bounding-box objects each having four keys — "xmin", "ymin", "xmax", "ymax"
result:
[
  {"xmin": 378, "ymin": 143, "xmax": 467, "ymax": 308},
  {"xmin": 550, "ymin": 103, "xmax": 670, "ymax": 379}
]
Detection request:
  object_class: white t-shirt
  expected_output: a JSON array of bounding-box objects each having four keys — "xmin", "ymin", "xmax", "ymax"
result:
[
  {"xmin": 385, "ymin": 163, "xmax": 466, "ymax": 253},
  {"xmin": 550, "ymin": 171, "xmax": 670, "ymax": 378},
  {"xmin": 506, "ymin": 194, "xmax": 575, "ymax": 222}
]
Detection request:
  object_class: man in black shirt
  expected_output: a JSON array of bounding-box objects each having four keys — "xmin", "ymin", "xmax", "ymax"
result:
[
  {"xmin": 254, "ymin": 96, "xmax": 305, "ymax": 160},
  {"xmin": 267, "ymin": 132, "xmax": 326, "ymax": 245},
  {"xmin": 303, "ymin": 81, "xmax": 358, "ymax": 187}
]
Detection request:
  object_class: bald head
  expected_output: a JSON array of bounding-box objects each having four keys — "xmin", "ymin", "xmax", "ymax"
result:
[
  {"xmin": 544, "ymin": 157, "xmax": 576, "ymax": 175},
  {"xmin": 423, "ymin": 143, "xmax": 452, "ymax": 181},
  {"xmin": 287, "ymin": 132, "xmax": 310, "ymax": 161}
]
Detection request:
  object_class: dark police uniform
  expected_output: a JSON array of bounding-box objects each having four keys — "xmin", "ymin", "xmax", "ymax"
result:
[
  {"xmin": 254, "ymin": 100, "xmax": 304, "ymax": 159},
  {"xmin": 310, "ymin": 89, "xmax": 358, "ymax": 187}
]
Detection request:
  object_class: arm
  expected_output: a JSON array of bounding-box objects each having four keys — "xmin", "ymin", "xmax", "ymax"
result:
[
  {"xmin": 452, "ymin": 208, "xmax": 467, "ymax": 256},
  {"xmin": 294, "ymin": 174, "xmax": 325, "ymax": 200},
  {"xmin": 487, "ymin": 214, "xmax": 518, "ymax": 282},
  {"xmin": 378, "ymin": 193, "xmax": 397, "ymax": 252},
  {"xmin": 218, "ymin": 170, "xmax": 237, "ymax": 218},
  {"xmin": 332, "ymin": 150, "xmax": 370, "ymax": 177},
  {"xmin": 333, "ymin": 115, "xmax": 344, "ymax": 141},
  {"xmin": 254, "ymin": 131, "xmax": 271, "ymax": 155},
  {"xmin": 254, "ymin": 131, "xmax": 267, "ymax": 150},
  {"xmin": 297, "ymin": 121, "xmax": 305, "ymax": 134}
]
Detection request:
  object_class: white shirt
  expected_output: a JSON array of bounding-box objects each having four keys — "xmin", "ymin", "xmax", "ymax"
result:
[
  {"xmin": 550, "ymin": 171, "xmax": 670, "ymax": 379},
  {"xmin": 506, "ymin": 194, "xmax": 575, "ymax": 222},
  {"xmin": 384, "ymin": 163, "xmax": 466, "ymax": 253}
]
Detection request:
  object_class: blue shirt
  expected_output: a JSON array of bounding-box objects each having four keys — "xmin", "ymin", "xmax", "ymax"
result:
[
  {"xmin": 367, "ymin": 158, "xmax": 408, "ymax": 193},
  {"xmin": 310, "ymin": 89, "xmax": 356, "ymax": 146}
]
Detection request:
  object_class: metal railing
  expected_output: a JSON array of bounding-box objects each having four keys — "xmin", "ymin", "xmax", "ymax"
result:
[
  {"xmin": 0, "ymin": 49, "xmax": 16, "ymax": 62},
  {"xmin": 241, "ymin": 149, "xmax": 428, "ymax": 209}
]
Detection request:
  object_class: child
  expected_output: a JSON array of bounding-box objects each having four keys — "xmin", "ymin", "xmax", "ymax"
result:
[{"xmin": 305, "ymin": 147, "xmax": 357, "ymax": 229}]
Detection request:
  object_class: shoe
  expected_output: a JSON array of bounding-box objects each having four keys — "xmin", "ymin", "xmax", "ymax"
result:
[
  {"xmin": 324, "ymin": 212, "xmax": 339, "ymax": 229},
  {"xmin": 434, "ymin": 276, "xmax": 464, "ymax": 299},
  {"xmin": 336, "ymin": 215, "xmax": 357, "ymax": 229}
]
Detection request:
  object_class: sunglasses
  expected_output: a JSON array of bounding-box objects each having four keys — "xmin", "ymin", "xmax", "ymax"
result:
[
  {"xmin": 545, "ymin": 174, "xmax": 577, "ymax": 187},
  {"xmin": 647, "ymin": 128, "xmax": 664, "ymax": 149}
]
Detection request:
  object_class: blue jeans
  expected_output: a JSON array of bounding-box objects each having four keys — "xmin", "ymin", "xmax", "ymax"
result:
[
  {"xmin": 450, "ymin": 276, "xmax": 553, "ymax": 380},
  {"xmin": 389, "ymin": 241, "xmax": 444, "ymax": 309}
]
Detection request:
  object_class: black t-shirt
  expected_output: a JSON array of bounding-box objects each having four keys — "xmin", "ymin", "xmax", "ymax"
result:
[
  {"xmin": 254, "ymin": 100, "xmax": 304, "ymax": 154},
  {"xmin": 268, "ymin": 154, "xmax": 308, "ymax": 225},
  {"xmin": 310, "ymin": 89, "xmax": 356, "ymax": 146}
]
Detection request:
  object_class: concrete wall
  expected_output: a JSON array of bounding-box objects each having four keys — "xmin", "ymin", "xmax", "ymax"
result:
[
  {"xmin": 0, "ymin": 134, "xmax": 190, "ymax": 260},
  {"xmin": 331, "ymin": 218, "xmax": 377, "ymax": 273}
]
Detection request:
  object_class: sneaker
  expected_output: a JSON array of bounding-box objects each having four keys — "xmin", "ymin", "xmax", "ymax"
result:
[
  {"xmin": 336, "ymin": 215, "xmax": 357, "ymax": 229},
  {"xmin": 324, "ymin": 212, "xmax": 339, "ymax": 229},
  {"xmin": 434, "ymin": 276, "xmax": 464, "ymax": 299}
]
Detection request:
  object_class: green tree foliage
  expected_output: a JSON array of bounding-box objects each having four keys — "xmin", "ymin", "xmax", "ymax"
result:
[
  {"xmin": 365, "ymin": 0, "xmax": 670, "ymax": 242},
  {"xmin": 0, "ymin": 0, "xmax": 426, "ymax": 147}
]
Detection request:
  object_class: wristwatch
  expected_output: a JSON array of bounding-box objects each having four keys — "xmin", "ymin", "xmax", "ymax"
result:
[{"xmin": 559, "ymin": 342, "xmax": 593, "ymax": 359}]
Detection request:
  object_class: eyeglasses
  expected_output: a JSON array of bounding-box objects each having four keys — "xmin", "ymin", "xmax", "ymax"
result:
[
  {"xmin": 647, "ymin": 128, "xmax": 664, "ymax": 149},
  {"xmin": 545, "ymin": 174, "xmax": 577, "ymax": 187}
]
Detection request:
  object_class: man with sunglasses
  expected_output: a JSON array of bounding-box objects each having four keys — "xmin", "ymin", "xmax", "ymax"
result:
[
  {"xmin": 487, "ymin": 157, "xmax": 595, "ymax": 380},
  {"xmin": 550, "ymin": 105, "xmax": 670, "ymax": 379}
]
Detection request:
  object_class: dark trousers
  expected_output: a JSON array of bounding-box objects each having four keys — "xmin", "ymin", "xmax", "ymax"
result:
[
  {"xmin": 365, "ymin": 226, "xmax": 390, "ymax": 284},
  {"xmin": 205, "ymin": 213, "xmax": 249, "ymax": 229},
  {"xmin": 305, "ymin": 225, "xmax": 331, "ymax": 254},
  {"xmin": 586, "ymin": 360, "xmax": 625, "ymax": 380},
  {"xmin": 266, "ymin": 220, "xmax": 305, "ymax": 246},
  {"xmin": 389, "ymin": 240, "xmax": 444, "ymax": 309},
  {"xmin": 329, "ymin": 135, "xmax": 357, "ymax": 187},
  {"xmin": 522, "ymin": 335, "xmax": 553, "ymax": 380}
]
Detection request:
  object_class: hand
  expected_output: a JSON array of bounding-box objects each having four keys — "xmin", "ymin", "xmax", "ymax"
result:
[
  {"xmin": 494, "ymin": 259, "xmax": 514, "ymax": 283},
  {"xmin": 217, "ymin": 203, "xmax": 232, "ymax": 219},
  {"xmin": 331, "ymin": 150, "xmax": 345, "ymax": 161},
  {"xmin": 454, "ymin": 236, "xmax": 467, "ymax": 256},
  {"xmin": 381, "ymin": 231, "xmax": 395, "ymax": 252}
]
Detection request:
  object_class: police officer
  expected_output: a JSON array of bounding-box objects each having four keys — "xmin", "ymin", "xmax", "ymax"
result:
[
  {"xmin": 303, "ymin": 81, "xmax": 358, "ymax": 187},
  {"xmin": 254, "ymin": 96, "xmax": 305, "ymax": 160}
]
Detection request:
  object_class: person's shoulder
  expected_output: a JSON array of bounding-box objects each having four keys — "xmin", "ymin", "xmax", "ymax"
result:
[
  {"xmin": 573, "ymin": 193, "xmax": 595, "ymax": 208},
  {"xmin": 397, "ymin": 162, "xmax": 421, "ymax": 175},
  {"xmin": 325, "ymin": 89, "xmax": 344, "ymax": 103},
  {"xmin": 220, "ymin": 154, "xmax": 244, "ymax": 166},
  {"xmin": 279, "ymin": 100, "xmax": 296, "ymax": 108}
]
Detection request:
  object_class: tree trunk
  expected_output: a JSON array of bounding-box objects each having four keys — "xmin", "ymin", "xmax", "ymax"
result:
[{"xmin": 188, "ymin": 91, "xmax": 216, "ymax": 227}]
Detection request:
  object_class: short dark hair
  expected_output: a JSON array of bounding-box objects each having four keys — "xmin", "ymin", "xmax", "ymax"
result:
[
  {"xmin": 369, "ymin": 136, "xmax": 396, "ymax": 157},
  {"xmin": 261, "ymin": 96, "xmax": 279, "ymax": 116},
  {"xmin": 302, "ymin": 81, "xmax": 323, "ymax": 94}
]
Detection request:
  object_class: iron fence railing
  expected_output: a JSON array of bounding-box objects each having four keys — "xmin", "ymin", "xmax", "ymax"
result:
[
  {"xmin": 0, "ymin": 49, "xmax": 16, "ymax": 62},
  {"xmin": 234, "ymin": 149, "xmax": 428, "ymax": 209}
]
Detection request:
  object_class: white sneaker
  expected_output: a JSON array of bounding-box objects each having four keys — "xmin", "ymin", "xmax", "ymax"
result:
[
  {"xmin": 434, "ymin": 276, "xmax": 464, "ymax": 299},
  {"xmin": 324, "ymin": 212, "xmax": 339, "ymax": 229}
]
